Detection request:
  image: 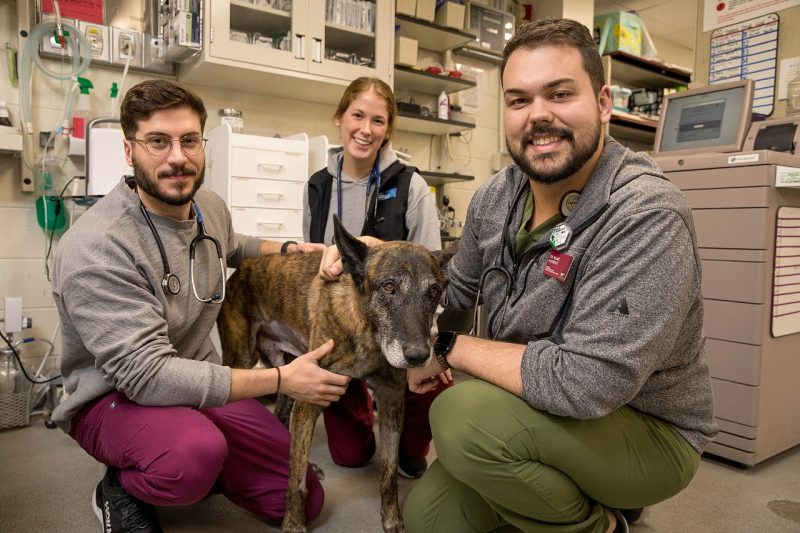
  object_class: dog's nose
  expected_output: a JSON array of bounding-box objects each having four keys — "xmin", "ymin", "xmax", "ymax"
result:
[{"xmin": 405, "ymin": 349, "xmax": 430, "ymax": 367}]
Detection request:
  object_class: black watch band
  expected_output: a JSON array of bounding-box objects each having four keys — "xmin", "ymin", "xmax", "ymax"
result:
[
  {"xmin": 280, "ymin": 240, "xmax": 297, "ymax": 254},
  {"xmin": 433, "ymin": 331, "xmax": 458, "ymax": 369}
]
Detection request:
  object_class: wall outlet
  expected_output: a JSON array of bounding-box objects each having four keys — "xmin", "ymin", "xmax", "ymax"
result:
[
  {"xmin": 111, "ymin": 28, "xmax": 142, "ymax": 68},
  {"xmin": 79, "ymin": 21, "xmax": 111, "ymax": 63}
]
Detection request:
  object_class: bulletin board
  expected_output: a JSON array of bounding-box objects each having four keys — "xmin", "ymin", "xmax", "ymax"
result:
[{"xmin": 710, "ymin": 14, "xmax": 779, "ymax": 116}]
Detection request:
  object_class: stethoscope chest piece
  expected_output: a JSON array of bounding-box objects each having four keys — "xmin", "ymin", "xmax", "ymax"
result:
[{"xmin": 162, "ymin": 273, "xmax": 181, "ymax": 295}]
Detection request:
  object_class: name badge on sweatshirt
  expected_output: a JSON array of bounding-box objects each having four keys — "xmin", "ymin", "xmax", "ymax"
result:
[
  {"xmin": 549, "ymin": 223, "xmax": 573, "ymax": 250},
  {"xmin": 377, "ymin": 187, "xmax": 397, "ymax": 201},
  {"xmin": 543, "ymin": 249, "xmax": 573, "ymax": 282}
]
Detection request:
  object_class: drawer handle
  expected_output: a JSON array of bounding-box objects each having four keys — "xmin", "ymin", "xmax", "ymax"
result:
[
  {"xmin": 257, "ymin": 162, "xmax": 284, "ymax": 171},
  {"xmin": 257, "ymin": 221, "xmax": 285, "ymax": 228},
  {"xmin": 258, "ymin": 192, "xmax": 284, "ymax": 200}
]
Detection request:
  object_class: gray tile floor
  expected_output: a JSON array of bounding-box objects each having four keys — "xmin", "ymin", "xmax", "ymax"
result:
[{"xmin": 1, "ymin": 412, "xmax": 799, "ymax": 532}]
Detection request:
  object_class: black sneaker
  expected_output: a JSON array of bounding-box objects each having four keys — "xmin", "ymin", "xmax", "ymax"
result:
[
  {"xmin": 619, "ymin": 507, "xmax": 644, "ymax": 524},
  {"xmin": 610, "ymin": 508, "xmax": 630, "ymax": 533},
  {"xmin": 398, "ymin": 449, "xmax": 428, "ymax": 479},
  {"xmin": 92, "ymin": 467, "xmax": 163, "ymax": 533}
]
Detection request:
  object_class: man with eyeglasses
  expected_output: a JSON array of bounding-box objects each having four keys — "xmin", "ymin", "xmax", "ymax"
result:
[{"xmin": 51, "ymin": 79, "xmax": 351, "ymax": 532}]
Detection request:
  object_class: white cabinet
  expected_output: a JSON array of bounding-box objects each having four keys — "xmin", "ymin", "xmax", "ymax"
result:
[
  {"xmin": 179, "ymin": 0, "xmax": 392, "ymax": 104},
  {"xmin": 206, "ymin": 124, "xmax": 308, "ymax": 241}
]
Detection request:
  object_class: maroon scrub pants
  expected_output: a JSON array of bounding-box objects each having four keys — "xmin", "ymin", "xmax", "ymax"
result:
[
  {"xmin": 322, "ymin": 378, "xmax": 451, "ymax": 467},
  {"xmin": 69, "ymin": 391, "xmax": 323, "ymax": 524}
]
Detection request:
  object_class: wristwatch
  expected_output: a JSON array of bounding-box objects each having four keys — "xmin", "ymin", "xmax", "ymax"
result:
[
  {"xmin": 433, "ymin": 331, "xmax": 458, "ymax": 369},
  {"xmin": 280, "ymin": 240, "xmax": 297, "ymax": 254}
]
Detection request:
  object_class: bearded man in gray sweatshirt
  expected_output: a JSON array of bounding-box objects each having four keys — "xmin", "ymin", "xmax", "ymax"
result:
[
  {"xmin": 51, "ymin": 79, "xmax": 350, "ymax": 532},
  {"xmin": 319, "ymin": 17, "xmax": 716, "ymax": 533}
]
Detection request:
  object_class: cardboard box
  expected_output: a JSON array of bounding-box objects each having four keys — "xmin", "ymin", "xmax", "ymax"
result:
[
  {"xmin": 435, "ymin": 2, "xmax": 465, "ymax": 30},
  {"xmin": 395, "ymin": 36, "xmax": 418, "ymax": 67},
  {"xmin": 396, "ymin": 0, "xmax": 416, "ymax": 17},
  {"xmin": 416, "ymin": 0, "xmax": 435, "ymax": 22},
  {"xmin": 594, "ymin": 11, "xmax": 643, "ymax": 56}
]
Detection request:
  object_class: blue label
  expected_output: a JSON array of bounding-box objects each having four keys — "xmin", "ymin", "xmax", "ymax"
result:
[{"xmin": 377, "ymin": 187, "xmax": 397, "ymax": 201}]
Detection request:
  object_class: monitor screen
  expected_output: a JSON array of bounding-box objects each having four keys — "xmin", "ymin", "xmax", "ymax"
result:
[{"xmin": 653, "ymin": 79, "xmax": 754, "ymax": 155}]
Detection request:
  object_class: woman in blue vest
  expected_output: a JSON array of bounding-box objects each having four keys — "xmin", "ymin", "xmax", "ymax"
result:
[{"xmin": 302, "ymin": 77, "xmax": 446, "ymax": 478}]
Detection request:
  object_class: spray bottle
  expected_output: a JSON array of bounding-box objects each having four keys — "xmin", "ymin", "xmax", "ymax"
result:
[
  {"xmin": 71, "ymin": 76, "xmax": 93, "ymax": 139},
  {"xmin": 437, "ymin": 90, "xmax": 450, "ymax": 120}
]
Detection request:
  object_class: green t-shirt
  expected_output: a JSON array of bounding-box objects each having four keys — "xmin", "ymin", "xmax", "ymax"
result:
[{"xmin": 515, "ymin": 191, "xmax": 565, "ymax": 259}]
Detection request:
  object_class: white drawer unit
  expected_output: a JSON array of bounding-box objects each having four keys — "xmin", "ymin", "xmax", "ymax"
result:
[
  {"xmin": 230, "ymin": 146, "xmax": 308, "ymax": 183},
  {"xmin": 206, "ymin": 124, "xmax": 308, "ymax": 241},
  {"xmin": 230, "ymin": 207, "xmax": 305, "ymax": 239}
]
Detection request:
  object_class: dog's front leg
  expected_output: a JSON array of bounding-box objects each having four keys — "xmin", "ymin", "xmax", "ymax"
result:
[
  {"xmin": 370, "ymin": 374, "xmax": 407, "ymax": 533},
  {"xmin": 282, "ymin": 401, "xmax": 321, "ymax": 533}
]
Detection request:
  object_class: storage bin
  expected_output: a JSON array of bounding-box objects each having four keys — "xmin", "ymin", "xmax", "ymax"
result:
[
  {"xmin": 395, "ymin": 36, "xmax": 418, "ymax": 67},
  {"xmin": 594, "ymin": 11, "xmax": 643, "ymax": 56},
  {"xmin": 397, "ymin": 0, "xmax": 416, "ymax": 17},
  {"xmin": 416, "ymin": 0, "xmax": 435, "ymax": 22},
  {"xmin": 0, "ymin": 378, "xmax": 32, "ymax": 430},
  {"xmin": 435, "ymin": 2, "xmax": 465, "ymax": 30}
]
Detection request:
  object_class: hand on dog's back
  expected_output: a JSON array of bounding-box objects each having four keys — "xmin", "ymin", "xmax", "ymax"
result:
[{"xmin": 281, "ymin": 339, "xmax": 351, "ymax": 407}]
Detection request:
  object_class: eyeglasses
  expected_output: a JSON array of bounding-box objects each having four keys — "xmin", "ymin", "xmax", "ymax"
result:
[{"xmin": 129, "ymin": 135, "xmax": 208, "ymax": 157}]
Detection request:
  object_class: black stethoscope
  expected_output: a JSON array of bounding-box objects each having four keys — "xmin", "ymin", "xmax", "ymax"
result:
[
  {"xmin": 470, "ymin": 172, "xmax": 528, "ymax": 338},
  {"xmin": 133, "ymin": 184, "xmax": 226, "ymax": 304},
  {"xmin": 470, "ymin": 169, "xmax": 588, "ymax": 339},
  {"xmin": 335, "ymin": 153, "xmax": 382, "ymax": 221}
]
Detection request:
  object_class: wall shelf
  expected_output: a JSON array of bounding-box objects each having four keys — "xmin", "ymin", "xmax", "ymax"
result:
[
  {"xmin": 395, "ymin": 14, "xmax": 476, "ymax": 52},
  {"xmin": 394, "ymin": 65, "xmax": 476, "ymax": 96},
  {"xmin": 420, "ymin": 171, "xmax": 474, "ymax": 186},
  {"xmin": 604, "ymin": 51, "xmax": 691, "ymax": 88},
  {"xmin": 452, "ymin": 46, "xmax": 502, "ymax": 65},
  {"xmin": 396, "ymin": 112, "xmax": 475, "ymax": 135}
]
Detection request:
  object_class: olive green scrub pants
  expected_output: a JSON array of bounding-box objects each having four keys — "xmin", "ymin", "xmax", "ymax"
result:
[{"xmin": 403, "ymin": 380, "xmax": 700, "ymax": 533}]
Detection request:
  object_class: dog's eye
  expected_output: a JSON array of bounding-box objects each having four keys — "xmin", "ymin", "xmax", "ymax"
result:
[
  {"xmin": 428, "ymin": 285, "xmax": 441, "ymax": 300},
  {"xmin": 382, "ymin": 281, "xmax": 396, "ymax": 294}
]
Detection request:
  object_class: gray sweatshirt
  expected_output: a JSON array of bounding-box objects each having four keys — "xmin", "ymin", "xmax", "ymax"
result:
[
  {"xmin": 446, "ymin": 137, "xmax": 717, "ymax": 452},
  {"xmin": 302, "ymin": 142, "xmax": 442, "ymax": 250},
  {"xmin": 51, "ymin": 181, "xmax": 262, "ymax": 430}
]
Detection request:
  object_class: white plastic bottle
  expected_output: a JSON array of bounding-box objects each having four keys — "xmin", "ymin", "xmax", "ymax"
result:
[{"xmin": 437, "ymin": 90, "xmax": 450, "ymax": 120}]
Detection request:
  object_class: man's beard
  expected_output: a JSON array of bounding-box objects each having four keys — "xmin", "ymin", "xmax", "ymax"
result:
[
  {"xmin": 132, "ymin": 157, "xmax": 204, "ymax": 206},
  {"xmin": 506, "ymin": 121, "xmax": 601, "ymax": 185}
]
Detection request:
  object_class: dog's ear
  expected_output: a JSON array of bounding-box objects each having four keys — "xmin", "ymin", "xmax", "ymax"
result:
[
  {"xmin": 433, "ymin": 238, "xmax": 458, "ymax": 277},
  {"xmin": 333, "ymin": 215, "xmax": 369, "ymax": 287}
]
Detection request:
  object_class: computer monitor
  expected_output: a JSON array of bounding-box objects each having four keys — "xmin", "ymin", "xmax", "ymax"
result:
[{"xmin": 653, "ymin": 79, "xmax": 754, "ymax": 155}]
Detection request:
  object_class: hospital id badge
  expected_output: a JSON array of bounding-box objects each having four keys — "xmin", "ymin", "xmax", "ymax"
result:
[
  {"xmin": 549, "ymin": 223, "xmax": 572, "ymax": 250},
  {"xmin": 543, "ymin": 250, "xmax": 573, "ymax": 282}
]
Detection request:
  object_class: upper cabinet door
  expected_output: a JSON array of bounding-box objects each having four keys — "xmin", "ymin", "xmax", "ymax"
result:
[
  {"xmin": 208, "ymin": 0, "xmax": 310, "ymax": 74},
  {"xmin": 305, "ymin": 0, "xmax": 392, "ymax": 85}
]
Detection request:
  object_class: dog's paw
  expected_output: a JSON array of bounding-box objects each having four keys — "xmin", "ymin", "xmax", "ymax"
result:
[{"xmin": 382, "ymin": 521, "xmax": 405, "ymax": 533}]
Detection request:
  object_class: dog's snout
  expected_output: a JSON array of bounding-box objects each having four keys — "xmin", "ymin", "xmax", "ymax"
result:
[{"xmin": 404, "ymin": 348, "xmax": 430, "ymax": 367}]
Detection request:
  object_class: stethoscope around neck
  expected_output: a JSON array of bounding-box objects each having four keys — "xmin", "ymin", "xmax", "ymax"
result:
[
  {"xmin": 471, "ymin": 174, "xmax": 528, "ymax": 338},
  {"xmin": 129, "ymin": 179, "xmax": 226, "ymax": 304},
  {"xmin": 336, "ymin": 153, "xmax": 382, "ymax": 221}
]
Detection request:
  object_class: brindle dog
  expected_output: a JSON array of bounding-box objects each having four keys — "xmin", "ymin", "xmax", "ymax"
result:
[{"xmin": 218, "ymin": 216, "xmax": 454, "ymax": 533}]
